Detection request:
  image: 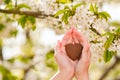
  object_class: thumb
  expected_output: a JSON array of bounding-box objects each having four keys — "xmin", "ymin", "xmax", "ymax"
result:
[{"xmin": 81, "ymin": 43, "xmax": 91, "ymax": 61}]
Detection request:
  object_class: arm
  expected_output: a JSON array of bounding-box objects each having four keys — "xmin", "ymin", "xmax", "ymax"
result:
[
  {"xmin": 51, "ymin": 28, "xmax": 91, "ymax": 80},
  {"xmin": 50, "ymin": 41, "xmax": 76, "ymax": 80},
  {"xmin": 74, "ymin": 31, "xmax": 91, "ymax": 80},
  {"xmin": 51, "ymin": 70, "xmax": 73, "ymax": 80},
  {"xmin": 75, "ymin": 45, "xmax": 90, "ymax": 80},
  {"xmin": 76, "ymin": 69, "xmax": 89, "ymax": 80}
]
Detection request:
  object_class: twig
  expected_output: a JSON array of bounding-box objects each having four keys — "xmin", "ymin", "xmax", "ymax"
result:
[
  {"xmin": 15, "ymin": 0, "xmax": 17, "ymax": 8},
  {"xmin": 89, "ymin": 23, "xmax": 101, "ymax": 36},
  {"xmin": 114, "ymin": 78, "xmax": 120, "ymax": 80},
  {"xmin": 0, "ymin": 9, "xmax": 54, "ymax": 18},
  {"xmin": 0, "ymin": 47, "xmax": 3, "ymax": 60},
  {"xmin": 23, "ymin": 59, "xmax": 40, "ymax": 80},
  {"xmin": 99, "ymin": 56, "xmax": 120, "ymax": 80}
]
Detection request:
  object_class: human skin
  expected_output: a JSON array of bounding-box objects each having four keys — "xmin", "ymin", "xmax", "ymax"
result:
[
  {"xmin": 73, "ymin": 28, "xmax": 91, "ymax": 80},
  {"xmin": 51, "ymin": 28, "xmax": 91, "ymax": 80},
  {"xmin": 75, "ymin": 40, "xmax": 90, "ymax": 80},
  {"xmin": 50, "ymin": 41, "xmax": 76, "ymax": 80}
]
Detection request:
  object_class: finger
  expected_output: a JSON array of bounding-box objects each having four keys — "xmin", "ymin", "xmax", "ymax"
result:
[
  {"xmin": 72, "ymin": 28, "xmax": 85, "ymax": 44},
  {"xmin": 62, "ymin": 28, "xmax": 73, "ymax": 41},
  {"xmin": 77, "ymin": 46, "xmax": 91, "ymax": 67},
  {"xmin": 87, "ymin": 49, "xmax": 91, "ymax": 61},
  {"xmin": 62, "ymin": 35, "xmax": 74, "ymax": 45},
  {"xmin": 72, "ymin": 31, "xmax": 79, "ymax": 44},
  {"xmin": 62, "ymin": 35, "xmax": 70, "ymax": 46},
  {"xmin": 60, "ymin": 42, "xmax": 67, "ymax": 55},
  {"xmin": 55, "ymin": 41, "xmax": 65, "ymax": 54},
  {"xmin": 62, "ymin": 31, "xmax": 73, "ymax": 45},
  {"xmin": 73, "ymin": 30, "xmax": 87, "ymax": 45},
  {"xmin": 55, "ymin": 41, "xmax": 67, "ymax": 61},
  {"xmin": 55, "ymin": 40, "xmax": 61, "ymax": 55},
  {"xmin": 63, "ymin": 28, "xmax": 78, "ymax": 44},
  {"xmin": 81, "ymin": 44, "xmax": 91, "ymax": 61}
]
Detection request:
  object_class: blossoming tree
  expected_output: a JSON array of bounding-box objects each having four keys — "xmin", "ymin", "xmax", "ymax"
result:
[{"xmin": 0, "ymin": 0, "xmax": 120, "ymax": 80}]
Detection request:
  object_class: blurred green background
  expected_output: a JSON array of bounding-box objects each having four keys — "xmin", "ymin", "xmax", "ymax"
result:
[{"xmin": 0, "ymin": 0, "xmax": 120, "ymax": 80}]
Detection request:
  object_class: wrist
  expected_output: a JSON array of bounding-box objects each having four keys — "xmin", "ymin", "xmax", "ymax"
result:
[
  {"xmin": 75, "ymin": 71, "xmax": 89, "ymax": 80},
  {"xmin": 51, "ymin": 70, "xmax": 74, "ymax": 80},
  {"xmin": 59, "ymin": 69, "xmax": 74, "ymax": 80},
  {"xmin": 75, "ymin": 70, "xmax": 89, "ymax": 80}
]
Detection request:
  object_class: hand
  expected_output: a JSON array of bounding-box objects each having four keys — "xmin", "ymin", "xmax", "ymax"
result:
[
  {"xmin": 56, "ymin": 28, "xmax": 79, "ymax": 72},
  {"xmin": 51, "ymin": 28, "xmax": 91, "ymax": 80},
  {"xmin": 51, "ymin": 28, "xmax": 78, "ymax": 80},
  {"xmin": 51, "ymin": 41, "xmax": 77, "ymax": 80},
  {"xmin": 55, "ymin": 41, "xmax": 77, "ymax": 78},
  {"xmin": 74, "ymin": 31, "xmax": 91, "ymax": 80},
  {"xmin": 75, "ymin": 43, "xmax": 90, "ymax": 80}
]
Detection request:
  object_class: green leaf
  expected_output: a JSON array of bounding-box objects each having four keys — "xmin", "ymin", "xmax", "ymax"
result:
[
  {"xmin": 55, "ymin": 3, "xmax": 83, "ymax": 24},
  {"xmin": 110, "ymin": 21, "xmax": 120, "ymax": 27},
  {"xmin": 89, "ymin": 4, "xmax": 111, "ymax": 21},
  {"xmin": 72, "ymin": 3, "xmax": 83, "ymax": 10},
  {"xmin": 64, "ymin": 5, "xmax": 70, "ymax": 10},
  {"xmin": 94, "ymin": 4, "xmax": 98, "ymax": 13},
  {"xmin": 31, "ymin": 25, "xmax": 36, "ymax": 31},
  {"xmin": 54, "ymin": 9, "xmax": 66, "ymax": 17},
  {"xmin": 0, "ymin": 65, "xmax": 17, "ymax": 80},
  {"xmin": 0, "ymin": 38, "xmax": 2, "ymax": 47},
  {"xmin": 4, "ymin": 0, "xmax": 11, "ymax": 4},
  {"xmin": 104, "ymin": 50, "xmax": 115, "ymax": 62},
  {"xmin": 0, "ymin": 23, "xmax": 5, "ymax": 31},
  {"xmin": 99, "ymin": 11, "xmax": 111, "ymax": 21},
  {"xmin": 17, "ymin": 4, "xmax": 31, "ymax": 10},
  {"xmin": 104, "ymin": 33, "xmax": 114, "ymax": 49},
  {"xmin": 56, "ymin": 0, "xmax": 71, "ymax": 4},
  {"xmin": 18, "ymin": 56, "xmax": 31, "ymax": 63},
  {"xmin": 27, "ymin": 16, "xmax": 36, "ymax": 30},
  {"xmin": 27, "ymin": 16, "xmax": 36, "ymax": 24},
  {"xmin": 0, "ymin": 65, "xmax": 9, "ymax": 74},
  {"xmin": 102, "ymin": 32, "xmax": 111, "ymax": 36},
  {"xmin": 89, "ymin": 4, "xmax": 98, "ymax": 14},
  {"xmin": 21, "ymin": 39, "xmax": 34, "ymax": 57},
  {"xmin": 89, "ymin": 4, "xmax": 95, "ymax": 13},
  {"xmin": 62, "ymin": 13, "xmax": 65, "ymax": 21},
  {"xmin": 0, "ymin": 16, "xmax": 2, "ymax": 20},
  {"xmin": 45, "ymin": 50, "xmax": 57, "ymax": 70},
  {"xmin": 7, "ymin": 58, "xmax": 15, "ymax": 63},
  {"xmin": 99, "ymin": 13, "xmax": 108, "ymax": 21},
  {"xmin": 114, "ymin": 28, "xmax": 120, "ymax": 40},
  {"xmin": 62, "ymin": 12, "xmax": 69, "ymax": 24},
  {"xmin": 65, "ymin": 12, "xmax": 70, "ymax": 24},
  {"xmin": 18, "ymin": 15, "xmax": 27, "ymax": 28},
  {"xmin": 9, "ymin": 30, "xmax": 18, "ymax": 36},
  {"xmin": 101, "ymin": 11, "xmax": 111, "ymax": 18},
  {"xmin": 5, "ymin": 4, "xmax": 14, "ymax": 10},
  {"xmin": 18, "ymin": 15, "xmax": 36, "ymax": 29},
  {"xmin": 115, "ymin": 27, "xmax": 120, "ymax": 34}
]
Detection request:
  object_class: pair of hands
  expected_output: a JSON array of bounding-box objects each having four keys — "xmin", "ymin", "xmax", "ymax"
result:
[{"xmin": 51, "ymin": 28, "xmax": 91, "ymax": 80}]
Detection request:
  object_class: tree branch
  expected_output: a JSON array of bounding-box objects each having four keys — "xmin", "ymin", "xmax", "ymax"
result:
[
  {"xmin": 89, "ymin": 23, "xmax": 101, "ymax": 36},
  {"xmin": 99, "ymin": 56, "xmax": 120, "ymax": 80},
  {"xmin": 0, "ymin": 47, "xmax": 3, "ymax": 60},
  {"xmin": 0, "ymin": 9, "xmax": 54, "ymax": 18},
  {"xmin": 15, "ymin": 0, "xmax": 17, "ymax": 8}
]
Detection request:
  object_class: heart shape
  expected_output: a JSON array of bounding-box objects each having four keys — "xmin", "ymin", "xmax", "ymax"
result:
[{"xmin": 65, "ymin": 43, "xmax": 83, "ymax": 60}]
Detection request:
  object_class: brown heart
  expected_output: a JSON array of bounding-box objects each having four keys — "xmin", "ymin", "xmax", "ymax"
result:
[{"xmin": 65, "ymin": 43, "xmax": 83, "ymax": 60}]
